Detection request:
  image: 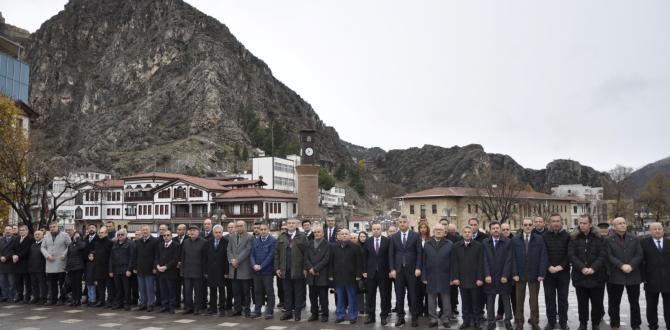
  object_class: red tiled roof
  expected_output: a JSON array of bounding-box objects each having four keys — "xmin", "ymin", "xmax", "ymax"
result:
[
  {"xmin": 121, "ymin": 172, "xmax": 230, "ymax": 191},
  {"xmin": 221, "ymin": 179, "xmax": 267, "ymax": 187},
  {"xmin": 215, "ymin": 188, "xmax": 297, "ymax": 200},
  {"xmin": 93, "ymin": 179, "xmax": 124, "ymax": 189},
  {"xmin": 397, "ymin": 187, "xmax": 574, "ymax": 201}
]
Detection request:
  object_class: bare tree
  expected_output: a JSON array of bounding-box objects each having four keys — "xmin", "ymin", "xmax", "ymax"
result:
[
  {"xmin": 609, "ymin": 165, "xmax": 634, "ymax": 218},
  {"xmin": 638, "ymin": 172, "xmax": 670, "ymax": 221},
  {"xmin": 474, "ymin": 171, "xmax": 524, "ymax": 223}
]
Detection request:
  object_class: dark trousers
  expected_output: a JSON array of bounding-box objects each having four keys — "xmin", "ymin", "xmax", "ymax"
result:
[
  {"xmin": 225, "ymin": 278, "xmax": 234, "ymax": 309},
  {"xmin": 29, "ymin": 272, "xmax": 47, "ymax": 302},
  {"xmin": 395, "ymin": 267, "xmax": 418, "ymax": 319},
  {"xmin": 232, "ymin": 279, "xmax": 251, "ymax": 314},
  {"xmin": 607, "ymin": 283, "xmax": 641, "ymax": 328},
  {"xmin": 543, "ymin": 270, "xmax": 570, "ymax": 325},
  {"xmin": 129, "ymin": 274, "xmax": 137, "ymax": 305},
  {"xmin": 498, "ymin": 282, "xmax": 516, "ymax": 316},
  {"xmin": 253, "ymin": 275, "xmax": 275, "ymax": 315},
  {"xmin": 309, "ymin": 285, "xmax": 329, "ymax": 317},
  {"xmin": 113, "ymin": 274, "xmax": 131, "ymax": 308},
  {"xmin": 451, "ymin": 284, "xmax": 459, "ymax": 313},
  {"xmin": 175, "ymin": 275, "xmax": 183, "ymax": 307},
  {"xmin": 645, "ymin": 289, "xmax": 670, "ymax": 330},
  {"xmin": 515, "ymin": 280, "xmax": 540, "ymax": 327},
  {"xmin": 183, "ymin": 277, "xmax": 203, "ymax": 311},
  {"xmin": 208, "ymin": 282, "xmax": 226, "ymax": 313},
  {"xmin": 575, "ymin": 286, "xmax": 604, "ymax": 326},
  {"xmin": 95, "ymin": 277, "xmax": 109, "ymax": 304},
  {"xmin": 159, "ymin": 276, "xmax": 176, "ymax": 310},
  {"xmin": 200, "ymin": 277, "xmax": 208, "ymax": 310},
  {"xmin": 460, "ymin": 287, "xmax": 481, "ymax": 325},
  {"xmin": 282, "ymin": 277, "xmax": 306, "ymax": 314},
  {"xmin": 15, "ymin": 272, "xmax": 31, "ymax": 301},
  {"xmin": 47, "ymin": 272, "xmax": 66, "ymax": 302},
  {"xmin": 367, "ymin": 274, "xmax": 391, "ymax": 318},
  {"xmin": 276, "ymin": 275, "xmax": 284, "ymax": 305},
  {"xmin": 417, "ymin": 280, "xmax": 428, "ymax": 316},
  {"xmin": 487, "ymin": 292, "xmax": 512, "ymax": 322},
  {"xmin": 68, "ymin": 270, "xmax": 83, "ymax": 304}
]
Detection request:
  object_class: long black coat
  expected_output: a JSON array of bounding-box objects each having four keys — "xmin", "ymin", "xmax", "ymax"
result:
[
  {"xmin": 180, "ymin": 237, "xmax": 207, "ymax": 279},
  {"xmin": 305, "ymin": 239, "xmax": 331, "ymax": 286},
  {"xmin": 606, "ymin": 233, "xmax": 643, "ymax": 286},
  {"xmin": 568, "ymin": 229, "xmax": 607, "ymax": 288},
  {"xmin": 421, "ymin": 238, "xmax": 454, "ymax": 294},
  {"xmin": 362, "ymin": 235, "xmax": 390, "ymax": 279},
  {"xmin": 482, "ymin": 236, "xmax": 513, "ymax": 294},
  {"xmin": 13, "ymin": 235, "xmax": 35, "ymax": 274},
  {"xmin": 92, "ymin": 237, "xmax": 113, "ymax": 280},
  {"xmin": 109, "ymin": 239, "xmax": 135, "ymax": 275},
  {"xmin": 451, "ymin": 240, "xmax": 484, "ymax": 289},
  {"xmin": 204, "ymin": 238, "xmax": 229, "ymax": 286},
  {"xmin": 329, "ymin": 241, "xmax": 362, "ymax": 286},
  {"xmin": 134, "ymin": 236, "xmax": 159, "ymax": 275},
  {"xmin": 66, "ymin": 238, "xmax": 87, "ymax": 272},
  {"xmin": 641, "ymin": 236, "xmax": 670, "ymax": 293},
  {"xmin": 155, "ymin": 241, "xmax": 180, "ymax": 279},
  {"xmin": 28, "ymin": 241, "xmax": 45, "ymax": 273},
  {"xmin": 0, "ymin": 235, "xmax": 17, "ymax": 273}
]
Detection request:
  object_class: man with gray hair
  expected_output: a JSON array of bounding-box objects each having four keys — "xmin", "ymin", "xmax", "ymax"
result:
[
  {"xmin": 641, "ymin": 222, "xmax": 670, "ymax": 330},
  {"xmin": 134, "ymin": 225, "xmax": 158, "ymax": 312},
  {"xmin": 276, "ymin": 218, "xmax": 309, "ymax": 321},
  {"xmin": 41, "ymin": 222, "xmax": 71, "ymax": 305},
  {"xmin": 109, "ymin": 229, "xmax": 134, "ymax": 310},
  {"xmin": 228, "ymin": 221, "xmax": 253, "ymax": 317},
  {"xmin": 421, "ymin": 223, "xmax": 455, "ymax": 328}
]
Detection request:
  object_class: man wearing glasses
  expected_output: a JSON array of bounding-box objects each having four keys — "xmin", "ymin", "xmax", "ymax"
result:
[
  {"xmin": 511, "ymin": 218, "xmax": 548, "ymax": 330},
  {"xmin": 109, "ymin": 229, "xmax": 134, "ymax": 310}
]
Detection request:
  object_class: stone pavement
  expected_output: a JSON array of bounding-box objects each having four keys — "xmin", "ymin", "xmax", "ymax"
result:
[{"xmin": 0, "ymin": 285, "xmax": 663, "ymax": 330}]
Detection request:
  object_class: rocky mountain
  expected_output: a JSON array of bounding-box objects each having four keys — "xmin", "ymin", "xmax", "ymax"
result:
[
  {"xmin": 627, "ymin": 156, "xmax": 670, "ymax": 198},
  {"xmin": 23, "ymin": 0, "xmax": 351, "ymax": 176},
  {"xmin": 365, "ymin": 144, "xmax": 614, "ymax": 194},
  {"xmin": 15, "ymin": 0, "xmax": 619, "ymax": 205}
]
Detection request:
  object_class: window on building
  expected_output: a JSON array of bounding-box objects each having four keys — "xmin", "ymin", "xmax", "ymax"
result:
[
  {"xmin": 432, "ymin": 204, "xmax": 437, "ymax": 214},
  {"xmin": 468, "ymin": 204, "xmax": 471, "ymax": 213},
  {"xmin": 409, "ymin": 204, "xmax": 415, "ymax": 215},
  {"xmin": 158, "ymin": 190, "xmax": 170, "ymax": 199},
  {"xmin": 293, "ymin": 203, "xmax": 296, "ymax": 214},
  {"xmin": 420, "ymin": 204, "xmax": 426, "ymax": 218},
  {"xmin": 174, "ymin": 187, "xmax": 186, "ymax": 199},
  {"xmin": 189, "ymin": 188, "xmax": 203, "ymax": 198}
]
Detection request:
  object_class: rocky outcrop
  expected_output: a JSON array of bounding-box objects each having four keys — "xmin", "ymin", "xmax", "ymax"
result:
[{"xmin": 626, "ymin": 156, "xmax": 670, "ymax": 198}]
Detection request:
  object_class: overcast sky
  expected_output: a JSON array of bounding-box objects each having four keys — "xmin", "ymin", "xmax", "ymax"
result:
[{"xmin": 3, "ymin": 0, "xmax": 669, "ymax": 171}]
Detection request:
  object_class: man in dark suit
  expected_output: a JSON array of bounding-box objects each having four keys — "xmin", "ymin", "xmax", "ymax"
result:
[
  {"xmin": 275, "ymin": 218, "xmax": 309, "ymax": 321},
  {"xmin": 12, "ymin": 225, "xmax": 34, "ymax": 303},
  {"xmin": 329, "ymin": 228, "xmax": 363, "ymax": 324},
  {"xmin": 499, "ymin": 223, "xmax": 517, "ymax": 320},
  {"xmin": 453, "ymin": 225, "xmax": 485, "ymax": 330},
  {"xmin": 250, "ymin": 222, "xmax": 276, "ymax": 320},
  {"xmin": 28, "ymin": 230, "xmax": 47, "ymax": 304},
  {"xmin": 483, "ymin": 221, "xmax": 513, "ymax": 330},
  {"xmin": 542, "ymin": 214, "xmax": 571, "ymax": 330},
  {"xmin": 302, "ymin": 220, "xmax": 314, "ymax": 241},
  {"xmin": 172, "ymin": 224, "xmax": 187, "ymax": 308},
  {"xmin": 606, "ymin": 217, "xmax": 643, "ymax": 330},
  {"xmin": 512, "ymin": 218, "xmax": 548, "ymax": 330},
  {"xmin": 323, "ymin": 216, "xmax": 339, "ymax": 244},
  {"xmin": 199, "ymin": 218, "xmax": 213, "ymax": 310},
  {"xmin": 181, "ymin": 226, "xmax": 207, "ymax": 315},
  {"xmin": 156, "ymin": 230, "xmax": 180, "ymax": 314},
  {"xmin": 305, "ymin": 226, "xmax": 331, "ymax": 322},
  {"xmin": 389, "ymin": 215, "xmax": 423, "ymax": 327},
  {"xmin": 468, "ymin": 218, "xmax": 488, "ymax": 320},
  {"xmin": 445, "ymin": 221, "xmax": 463, "ymax": 319},
  {"xmin": 205, "ymin": 224, "xmax": 229, "ymax": 317},
  {"xmin": 362, "ymin": 222, "xmax": 392, "ymax": 325},
  {"xmin": 134, "ymin": 224, "xmax": 159, "ymax": 312},
  {"xmin": 0, "ymin": 225, "xmax": 17, "ymax": 302},
  {"xmin": 640, "ymin": 222, "xmax": 668, "ymax": 330}
]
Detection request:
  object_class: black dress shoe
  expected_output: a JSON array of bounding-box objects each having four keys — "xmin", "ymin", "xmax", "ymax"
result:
[
  {"xmin": 381, "ymin": 317, "xmax": 388, "ymax": 325},
  {"xmin": 320, "ymin": 316, "xmax": 328, "ymax": 322},
  {"xmin": 411, "ymin": 319, "xmax": 419, "ymax": 327},
  {"xmin": 280, "ymin": 313, "xmax": 292, "ymax": 321},
  {"xmin": 577, "ymin": 325, "xmax": 587, "ymax": 330},
  {"xmin": 460, "ymin": 323, "xmax": 471, "ymax": 329},
  {"xmin": 474, "ymin": 324, "xmax": 482, "ymax": 330},
  {"xmin": 429, "ymin": 321, "xmax": 439, "ymax": 328},
  {"xmin": 193, "ymin": 310, "xmax": 200, "ymax": 315},
  {"xmin": 396, "ymin": 318, "xmax": 406, "ymax": 327},
  {"xmin": 133, "ymin": 305, "xmax": 147, "ymax": 311},
  {"xmin": 231, "ymin": 310, "xmax": 242, "ymax": 317},
  {"xmin": 294, "ymin": 315, "xmax": 301, "ymax": 321},
  {"xmin": 146, "ymin": 307, "xmax": 153, "ymax": 312},
  {"xmin": 183, "ymin": 309, "xmax": 194, "ymax": 314},
  {"xmin": 308, "ymin": 314, "xmax": 319, "ymax": 322},
  {"xmin": 335, "ymin": 318, "xmax": 345, "ymax": 324},
  {"xmin": 350, "ymin": 319, "xmax": 357, "ymax": 324},
  {"xmin": 364, "ymin": 317, "xmax": 376, "ymax": 324},
  {"xmin": 488, "ymin": 323, "xmax": 497, "ymax": 330},
  {"xmin": 504, "ymin": 321, "xmax": 513, "ymax": 330}
]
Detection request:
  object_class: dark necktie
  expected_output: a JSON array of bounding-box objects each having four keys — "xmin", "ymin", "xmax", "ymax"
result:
[
  {"xmin": 215, "ymin": 240, "xmax": 219, "ymax": 249},
  {"xmin": 657, "ymin": 240, "xmax": 663, "ymax": 252},
  {"xmin": 375, "ymin": 238, "xmax": 379, "ymax": 253},
  {"xmin": 493, "ymin": 239, "xmax": 498, "ymax": 250},
  {"xmin": 524, "ymin": 235, "xmax": 530, "ymax": 253},
  {"xmin": 402, "ymin": 233, "xmax": 407, "ymax": 246},
  {"xmin": 165, "ymin": 242, "xmax": 169, "ymax": 248}
]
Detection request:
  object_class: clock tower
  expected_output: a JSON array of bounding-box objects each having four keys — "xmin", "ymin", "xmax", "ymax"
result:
[{"xmin": 296, "ymin": 129, "xmax": 320, "ymax": 220}]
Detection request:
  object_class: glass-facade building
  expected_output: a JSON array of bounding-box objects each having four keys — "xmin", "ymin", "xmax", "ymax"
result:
[{"xmin": 0, "ymin": 52, "xmax": 29, "ymax": 103}]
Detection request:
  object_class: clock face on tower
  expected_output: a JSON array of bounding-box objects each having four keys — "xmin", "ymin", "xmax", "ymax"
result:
[{"xmin": 304, "ymin": 147, "xmax": 314, "ymax": 156}]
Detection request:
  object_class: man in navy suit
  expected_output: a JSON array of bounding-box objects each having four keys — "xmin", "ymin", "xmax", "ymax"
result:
[
  {"xmin": 641, "ymin": 222, "xmax": 669, "ymax": 330},
  {"xmin": 323, "ymin": 216, "xmax": 339, "ymax": 244},
  {"xmin": 512, "ymin": 218, "xmax": 548, "ymax": 330},
  {"xmin": 389, "ymin": 215, "xmax": 423, "ymax": 327},
  {"xmin": 362, "ymin": 222, "xmax": 392, "ymax": 325}
]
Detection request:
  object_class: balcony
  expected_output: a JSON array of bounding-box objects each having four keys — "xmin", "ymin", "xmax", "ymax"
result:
[
  {"xmin": 124, "ymin": 195, "xmax": 153, "ymax": 202},
  {"xmin": 173, "ymin": 211, "xmax": 210, "ymax": 219}
]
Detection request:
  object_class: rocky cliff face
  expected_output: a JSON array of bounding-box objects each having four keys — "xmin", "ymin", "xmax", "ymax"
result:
[
  {"xmin": 20, "ymin": 0, "xmax": 615, "ymax": 202},
  {"xmin": 23, "ymin": 0, "xmax": 351, "ymax": 176}
]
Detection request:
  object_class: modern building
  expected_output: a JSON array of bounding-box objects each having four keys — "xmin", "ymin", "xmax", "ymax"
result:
[
  {"xmin": 320, "ymin": 186, "xmax": 346, "ymax": 207},
  {"xmin": 395, "ymin": 187, "xmax": 575, "ymax": 231},
  {"xmin": 251, "ymin": 155, "xmax": 300, "ymax": 192},
  {"xmin": 48, "ymin": 171, "xmax": 113, "ymax": 227}
]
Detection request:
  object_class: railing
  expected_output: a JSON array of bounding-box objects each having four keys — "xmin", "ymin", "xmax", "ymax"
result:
[{"xmin": 173, "ymin": 211, "xmax": 210, "ymax": 219}]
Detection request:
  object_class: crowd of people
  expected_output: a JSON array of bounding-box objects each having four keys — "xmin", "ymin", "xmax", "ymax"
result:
[{"xmin": 0, "ymin": 214, "xmax": 668, "ymax": 330}]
